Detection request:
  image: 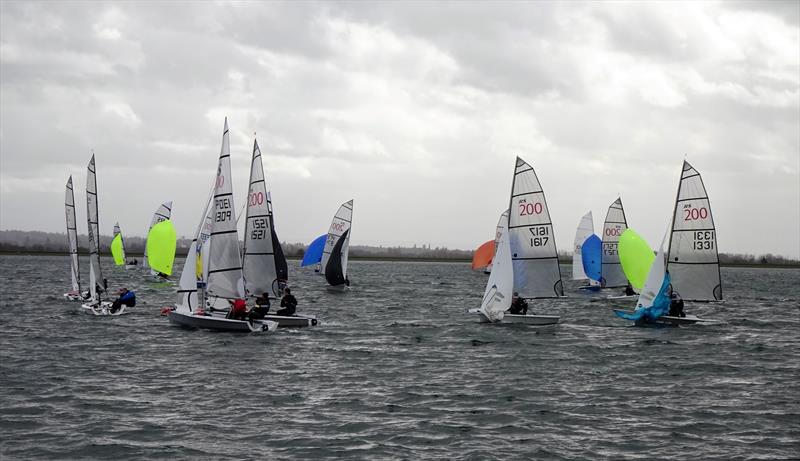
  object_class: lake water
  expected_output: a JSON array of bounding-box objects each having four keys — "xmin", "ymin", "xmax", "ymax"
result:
[{"xmin": 1, "ymin": 254, "xmax": 798, "ymax": 459}]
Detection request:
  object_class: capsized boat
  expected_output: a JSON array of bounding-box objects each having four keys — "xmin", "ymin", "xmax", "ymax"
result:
[
  {"xmin": 320, "ymin": 199, "xmax": 353, "ymax": 291},
  {"xmin": 666, "ymin": 161, "xmax": 723, "ymax": 302},
  {"xmin": 468, "ymin": 157, "xmax": 561, "ymax": 324},
  {"xmin": 167, "ymin": 119, "xmax": 277, "ymax": 332},
  {"xmin": 63, "ymin": 176, "xmax": 83, "ymax": 300}
]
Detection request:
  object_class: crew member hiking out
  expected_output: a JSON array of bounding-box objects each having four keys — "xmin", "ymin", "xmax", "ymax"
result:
[{"xmin": 508, "ymin": 292, "xmax": 528, "ymax": 315}]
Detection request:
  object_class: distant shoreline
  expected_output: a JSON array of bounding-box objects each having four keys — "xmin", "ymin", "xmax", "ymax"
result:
[{"xmin": 2, "ymin": 250, "xmax": 799, "ymax": 268}]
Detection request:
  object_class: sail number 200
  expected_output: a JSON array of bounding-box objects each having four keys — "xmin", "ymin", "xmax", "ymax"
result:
[{"xmin": 529, "ymin": 226, "xmax": 549, "ymax": 247}]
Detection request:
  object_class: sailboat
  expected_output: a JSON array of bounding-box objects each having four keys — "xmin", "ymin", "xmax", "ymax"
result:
[
  {"xmin": 301, "ymin": 234, "xmax": 327, "ymax": 272},
  {"xmin": 320, "ymin": 200, "xmax": 354, "ymax": 291},
  {"xmin": 241, "ymin": 138, "xmax": 315, "ymax": 327},
  {"xmin": 145, "ymin": 220, "xmax": 177, "ymax": 278},
  {"xmin": 600, "ymin": 197, "xmax": 629, "ymax": 288},
  {"xmin": 143, "ymin": 201, "xmax": 173, "ymax": 275},
  {"xmin": 80, "ymin": 154, "xmax": 119, "ymax": 315},
  {"xmin": 110, "ymin": 223, "xmax": 131, "ymax": 269},
  {"xmin": 167, "ymin": 119, "xmax": 277, "ymax": 332},
  {"xmin": 666, "ymin": 161, "xmax": 723, "ymax": 302},
  {"xmin": 613, "ymin": 228, "xmax": 712, "ymax": 326},
  {"xmin": 573, "ymin": 211, "xmax": 602, "ymax": 291},
  {"xmin": 63, "ymin": 176, "xmax": 83, "ymax": 300},
  {"xmin": 469, "ymin": 157, "xmax": 561, "ymax": 325}
]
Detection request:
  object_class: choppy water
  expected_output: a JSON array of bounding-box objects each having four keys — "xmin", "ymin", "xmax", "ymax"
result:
[{"xmin": 1, "ymin": 254, "xmax": 798, "ymax": 460}]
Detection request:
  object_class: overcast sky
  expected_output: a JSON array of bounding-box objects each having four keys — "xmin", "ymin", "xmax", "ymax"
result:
[{"xmin": 1, "ymin": 1, "xmax": 798, "ymax": 257}]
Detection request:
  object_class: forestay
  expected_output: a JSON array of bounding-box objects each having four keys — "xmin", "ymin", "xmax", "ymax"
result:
[
  {"xmin": 144, "ymin": 201, "xmax": 173, "ymax": 269},
  {"xmin": 242, "ymin": 139, "xmax": 287, "ymax": 298},
  {"xmin": 321, "ymin": 200, "xmax": 353, "ymax": 286},
  {"xmin": 507, "ymin": 157, "xmax": 563, "ymax": 298},
  {"xmin": 480, "ymin": 222, "xmax": 513, "ymax": 321},
  {"xmin": 86, "ymin": 154, "xmax": 103, "ymax": 302},
  {"xmin": 65, "ymin": 176, "xmax": 81, "ymax": 293},
  {"xmin": 667, "ymin": 161, "xmax": 722, "ymax": 301},
  {"xmin": 206, "ymin": 118, "xmax": 245, "ymax": 300},
  {"xmin": 573, "ymin": 211, "xmax": 594, "ymax": 280},
  {"xmin": 601, "ymin": 198, "xmax": 628, "ymax": 287}
]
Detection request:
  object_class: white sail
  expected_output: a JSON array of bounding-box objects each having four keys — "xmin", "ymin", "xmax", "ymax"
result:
[
  {"xmin": 65, "ymin": 176, "xmax": 81, "ymax": 293},
  {"xmin": 175, "ymin": 194, "xmax": 214, "ymax": 312},
  {"xmin": 86, "ymin": 154, "xmax": 103, "ymax": 302},
  {"xmin": 601, "ymin": 198, "xmax": 628, "ymax": 287},
  {"xmin": 242, "ymin": 139, "xmax": 282, "ymax": 298},
  {"xmin": 144, "ymin": 201, "xmax": 173, "ymax": 269},
  {"xmin": 508, "ymin": 157, "xmax": 563, "ymax": 298},
  {"xmin": 572, "ymin": 211, "xmax": 594, "ymax": 280},
  {"xmin": 321, "ymin": 199, "xmax": 354, "ymax": 285},
  {"xmin": 488, "ymin": 209, "xmax": 509, "ymax": 271},
  {"xmin": 480, "ymin": 221, "xmax": 512, "ymax": 321},
  {"xmin": 666, "ymin": 161, "xmax": 723, "ymax": 301},
  {"xmin": 637, "ymin": 230, "xmax": 668, "ymax": 309},
  {"xmin": 205, "ymin": 118, "xmax": 245, "ymax": 300}
]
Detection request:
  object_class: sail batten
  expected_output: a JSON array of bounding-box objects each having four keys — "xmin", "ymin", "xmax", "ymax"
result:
[
  {"xmin": 666, "ymin": 161, "xmax": 722, "ymax": 301},
  {"xmin": 507, "ymin": 157, "xmax": 563, "ymax": 298}
]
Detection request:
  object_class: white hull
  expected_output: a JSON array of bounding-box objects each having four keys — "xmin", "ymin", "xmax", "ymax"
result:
[
  {"xmin": 326, "ymin": 284, "xmax": 350, "ymax": 292},
  {"xmin": 168, "ymin": 310, "xmax": 277, "ymax": 332},
  {"xmin": 468, "ymin": 308, "xmax": 560, "ymax": 325},
  {"xmin": 606, "ymin": 294, "xmax": 637, "ymax": 300},
  {"xmin": 613, "ymin": 309, "xmax": 713, "ymax": 326},
  {"xmin": 80, "ymin": 301, "xmax": 125, "ymax": 316},
  {"xmin": 262, "ymin": 314, "xmax": 318, "ymax": 328},
  {"xmin": 63, "ymin": 291, "xmax": 83, "ymax": 301}
]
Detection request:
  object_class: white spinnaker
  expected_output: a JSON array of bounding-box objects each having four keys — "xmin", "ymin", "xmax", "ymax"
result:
[
  {"xmin": 601, "ymin": 198, "xmax": 628, "ymax": 287},
  {"xmin": 573, "ymin": 211, "xmax": 594, "ymax": 280},
  {"xmin": 65, "ymin": 176, "xmax": 81, "ymax": 293},
  {"xmin": 205, "ymin": 118, "xmax": 245, "ymax": 300},
  {"xmin": 242, "ymin": 139, "xmax": 279, "ymax": 297},
  {"xmin": 508, "ymin": 157, "xmax": 564, "ymax": 298},
  {"xmin": 666, "ymin": 161, "xmax": 722, "ymax": 301},
  {"xmin": 113, "ymin": 222, "xmax": 126, "ymax": 261},
  {"xmin": 320, "ymin": 199, "xmax": 354, "ymax": 277},
  {"xmin": 637, "ymin": 230, "xmax": 669, "ymax": 309},
  {"xmin": 175, "ymin": 194, "xmax": 214, "ymax": 312},
  {"xmin": 480, "ymin": 221, "xmax": 512, "ymax": 321},
  {"xmin": 86, "ymin": 154, "xmax": 103, "ymax": 301},
  {"xmin": 144, "ymin": 201, "xmax": 173, "ymax": 269}
]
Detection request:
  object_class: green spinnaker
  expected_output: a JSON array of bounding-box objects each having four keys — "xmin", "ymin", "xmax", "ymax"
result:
[
  {"xmin": 618, "ymin": 228, "xmax": 655, "ymax": 290},
  {"xmin": 110, "ymin": 234, "xmax": 125, "ymax": 266},
  {"xmin": 146, "ymin": 220, "xmax": 177, "ymax": 276}
]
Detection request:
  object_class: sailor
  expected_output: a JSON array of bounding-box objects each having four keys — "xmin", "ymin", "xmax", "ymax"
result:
[
  {"xmin": 156, "ymin": 272, "xmax": 169, "ymax": 280},
  {"xmin": 623, "ymin": 283, "xmax": 636, "ymax": 296},
  {"xmin": 110, "ymin": 288, "xmax": 136, "ymax": 313},
  {"xmin": 227, "ymin": 298, "xmax": 248, "ymax": 320},
  {"xmin": 669, "ymin": 291, "xmax": 685, "ymax": 317},
  {"xmin": 248, "ymin": 292, "xmax": 271, "ymax": 321},
  {"xmin": 508, "ymin": 292, "xmax": 528, "ymax": 315},
  {"xmin": 276, "ymin": 288, "xmax": 298, "ymax": 317}
]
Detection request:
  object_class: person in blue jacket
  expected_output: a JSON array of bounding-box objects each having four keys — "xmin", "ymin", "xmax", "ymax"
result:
[{"xmin": 110, "ymin": 288, "xmax": 136, "ymax": 313}]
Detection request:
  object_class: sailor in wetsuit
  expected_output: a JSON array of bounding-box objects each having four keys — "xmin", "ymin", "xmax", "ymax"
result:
[
  {"xmin": 624, "ymin": 283, "xmax": 636, "ymax": 296},
  {"xmin": 668, "ymin": 291, "xmax": 685, "ymax": 317},
  {"xmin": 508, "ymin": 292, "xmax": 528, "ymax": 315},
  {"xmin": 248, "ymin": 292, "xmax": 271, "ymax": 321},
  {"xmin": 276, "ymin": 288, "xmax": 298, "ymax": 316},
  {"xmin": 110, "ymin": 288, "xmax": 136, "ymax": 313}
]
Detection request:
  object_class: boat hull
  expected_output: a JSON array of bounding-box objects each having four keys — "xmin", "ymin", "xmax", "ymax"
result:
[
  {"xmin": 468, "ymin": 308, "xmax": 560, "ymax": 325},
  {"xmin": 262, "ymin": 314, "xmax": 318, "ymax": 328},
  {"xmin": 81, "ymin": 301, "xmax": 125, "ymax": 315},
  {"xmin": 612, "ymin": 309, "xmax": 710, "ymax": 326},
  {"xmin": 326, "ymin": 284, "xmax": 350, "ymax": 293},
  {"xmin": 168, "ymin": 310, "xmax": 276, "ymax": 332}
]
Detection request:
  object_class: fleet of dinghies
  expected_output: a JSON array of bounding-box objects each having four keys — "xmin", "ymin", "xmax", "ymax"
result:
[{"xmin": 61, "ymin": 117, "xmax": 723, "ymax": 331}]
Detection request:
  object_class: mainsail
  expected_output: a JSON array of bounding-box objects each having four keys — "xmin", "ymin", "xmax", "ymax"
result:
[
  {"xmin": 666, "ymin": 161, "xmax": 723, "ymax": 301},
  {"xmin": 601, "ymin": 198, "xmax": 628, "ymax": 287},
  {"xmin": 507, "ymin": 157, "xmax": 563, "ymax": 298},
  {"xmin": 86, "ymin": 154, "xmax": 103, "ymax": 302},
  {"xmin": 144, "ymin": 201, "xmax": 173, "ymax": 269},
  {"xmin": 321, "ymin": 200, "xmax": 353, "ymax": 286},
  {"xmin": 205, "ymin": 118, "xmax": 244, "ymax": 300},
  {"xmin": 111, "ymin": 222, "xmax": 125, "ymax": 266},
  {"xmin": 480, "ymin": 222, "xmax": 513, "ymax": 322},
  {"xmin": 573, "ymin": 211, "xmax": 594, "ymax": 280},
  {"xmin": 65, "ymin": 176, "xmax": 81, "ymax": 293},
  {"xmin": 175, "ymin": 194, "xmax": 214, "ymax": 311},
  {"xmin": 242, "ymin": 139, "xmax": 287, "ymax": 298}
]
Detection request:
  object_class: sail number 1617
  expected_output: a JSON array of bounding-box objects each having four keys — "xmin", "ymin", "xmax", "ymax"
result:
[{"xmin": 529, "ymin": 226, "xmax": 549, "ymax": 247}]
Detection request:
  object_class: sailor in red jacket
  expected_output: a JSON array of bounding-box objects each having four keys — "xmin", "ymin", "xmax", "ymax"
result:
[{"xmin": 227, "ymin": 298, "xmax": 248, "ymax": 320}]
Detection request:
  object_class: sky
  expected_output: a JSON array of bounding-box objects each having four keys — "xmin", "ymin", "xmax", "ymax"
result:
[{"xmin": 1, "ymin": 1, "xmax": 798, "ymax": 258}]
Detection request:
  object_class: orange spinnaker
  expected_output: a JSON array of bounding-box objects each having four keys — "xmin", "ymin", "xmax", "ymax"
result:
[{"xmin": 472, "ymin": 240, "xmax": 495, "ymax": 270}]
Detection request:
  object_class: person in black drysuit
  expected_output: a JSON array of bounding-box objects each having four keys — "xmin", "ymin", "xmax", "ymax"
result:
[
  {"xmin": 668, "ymin": 291, "xmax": 685, "ymax": 317},
  {"xmin": 248, "ymin": 292, "xmax": 271, "ymax": 321},
  {"xmin": 623, "ymin": 283, "xmax": 636, "ymax": 296},
  {"xmin": 110, "ymin": 288, "xmax": 136, "ymax": 313},
  {"xmin": 276, "ymin": 288, "xmax": 298, "ymax": 316},
  {"xmin": 508, "ymin": 292, "xmax": 528, "ymax": 315}
]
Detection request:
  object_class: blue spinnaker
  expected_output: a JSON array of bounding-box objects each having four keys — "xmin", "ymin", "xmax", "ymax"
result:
[
  {"xmin": 614, "ymin": 272, "xmax": 672, "ymax": 321},
  {"xmin": 301, "ymin": 234, "xmax": 327, "ymax": 267},
  {"xmin": 581, "ymin": 234, "xmax": 602, "ymax": 282}
]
